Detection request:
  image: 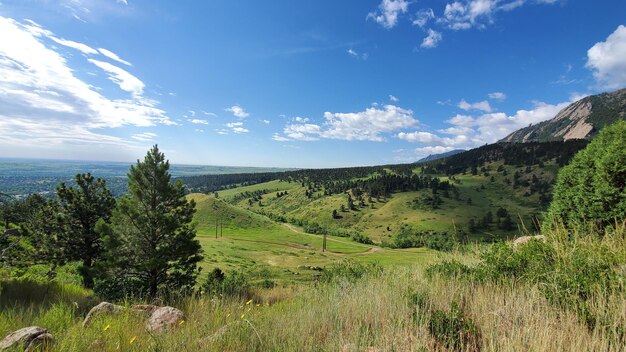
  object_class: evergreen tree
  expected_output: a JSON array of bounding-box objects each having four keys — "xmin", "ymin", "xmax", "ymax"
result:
[
  {"xmin": 101, "ymin": 146, "xmax": 203, "ymax": 299},
  {"xmin": 544, "ymin": 121, "xmax": 626, "ymax": 234},
  {"xmin": 56, "ymin": 173, "xmax": 116, "ymax": 288}
]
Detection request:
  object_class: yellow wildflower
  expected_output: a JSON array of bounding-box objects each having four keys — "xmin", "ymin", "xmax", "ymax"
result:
[
  {"xmin": 256, "ymin": 304, "xmax": 260, "ymax": 307},
  {"xmin": 129, "ymin": 336, "xmax": 137, "ymax": 345},
  {"xmin": 246, "ymin": 299, "xmax": 253, "ymax": 305},
  {"xmin": 178, "ymin": 320, "xmax": 185, "ymax": 326},
  {"xmin": 103, "ymin": 324, "xmax": 110, "ymax": 332},
  {"xmin": 240, "ymin": 314, "xmax": 245, "ymax": 319}
]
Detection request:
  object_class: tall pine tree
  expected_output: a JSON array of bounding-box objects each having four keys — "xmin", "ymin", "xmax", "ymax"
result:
[{"xmin": 102, "ymin": 145, "xmax": 203, "ymax": 298}]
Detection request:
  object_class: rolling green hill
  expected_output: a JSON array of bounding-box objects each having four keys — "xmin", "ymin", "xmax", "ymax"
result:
[{"xmin": 186, "ymin": 141, "xmax": 588, "ymax": 250}]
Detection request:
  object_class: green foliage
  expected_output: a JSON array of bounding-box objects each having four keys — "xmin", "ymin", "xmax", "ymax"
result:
[
  {"xmin": 56, "ymin": 173, "xmax": 116, "ymax": 288},
  {"xmin": 319, "ymin": 260, "xmax": 382, "ymax": 283},
  {"xmin": 474, "ymin": 240, "xmax": 555, "ymax": 283},
  {"xmin": 201, "ymin": 268, "xmax": 225, "ymax": 296},
  {"xmin": 545, "ymin": 121, "xmax": 626, "ymax": 233},
  {"xmin": 425, "ymin": 260, "xmax": 472, "ymax": 279},
  {"xmin": 388, "ymin": 225, "xmax": 456, "ymax": 251},
  {"xmin": 428, "ymin": 302, "xmax": 481, "ymax": 352},
  {"xmin": 221, "ymin": 271, "xmax": 251, "ymax": 298},
  {"xmin": 98, "ymin": 145, "xmax": 203, "ymax": 299}
]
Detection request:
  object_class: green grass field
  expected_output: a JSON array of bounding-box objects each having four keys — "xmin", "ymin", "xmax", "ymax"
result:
[{"xmin": 189, "ymin": 193, "xmax": 437, "ymax": 285}]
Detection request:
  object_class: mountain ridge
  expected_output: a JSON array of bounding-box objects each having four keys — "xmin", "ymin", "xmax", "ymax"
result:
[{"xmin": 500, "ymin": 88, "xmax": 626, "ymax": 143}]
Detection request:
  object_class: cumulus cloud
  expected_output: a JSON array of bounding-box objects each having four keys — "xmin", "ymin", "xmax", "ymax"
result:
[
  {"xmin": 421, "ymin": 29, "xmax": 442, "ymax": 48},
  {"xmin": 458, "ymin": 99, "xmax": 492, "ymax": 112},
  {"xmin": 278, "ymin": 104, "xmax": 418, "ymax": 142},
  {"xmin": 586, "ymin": 25, "xmax": 626, "ymax": 90},
  {"xmin": 191, "ymin": 119, "xmax": 208, "ymax": 125},
  {"xmin": 397, "ymin": 96, "xmax": 576, "ymax": 162},
  {"xmin": 0, "ymin": 16, "xmax": 173, "ymax": 158},
  {"xmin": 413, "ymin": 8, "xmax": 435, "ymax": 28},
  {"xmin": 225, "ymin": 105, "xmax": 249, "ymax": 118},
  {"xmin": 367, "ymin": 0, "xmax": 409, "ymax": 29},
  {"xmin": 272, "ymin": 133, "xmax": 290, "ymax": 142}
]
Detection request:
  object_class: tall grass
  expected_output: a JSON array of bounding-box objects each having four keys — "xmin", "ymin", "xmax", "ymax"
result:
[{"xmin": 0, "ymin": 225, "xmax": 623, "ymax": 351}]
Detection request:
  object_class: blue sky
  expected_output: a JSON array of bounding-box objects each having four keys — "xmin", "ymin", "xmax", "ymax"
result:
[{"xmin": 0, "ymin": 0, "xmax": 625, "ymax": 168}]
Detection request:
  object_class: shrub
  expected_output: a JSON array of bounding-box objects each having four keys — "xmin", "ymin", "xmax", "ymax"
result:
[
  {"xmin": 544, "ymin": 120, "xmax": 626, "ymax": 234},
  {"xmin": 221, "ymin": 271, "xmax": 251, "ymax": 298},
  {"xmin": 425, "ymin": 260, "xmax": 472, "ymax": 279},
  {"xmin": 320, "ymin": 260, "xmax": 382, "ymax": 283},
  {"xmin": 428, "ymin": 302, "xmax": 481, "ymax": 352},
  {"xmin": 202, "ymin": 268, "xmax": 225, "ymax": 296},
  {"xmin": 350, "ymin": 233, "xmax": 374, "ymax": 245}
]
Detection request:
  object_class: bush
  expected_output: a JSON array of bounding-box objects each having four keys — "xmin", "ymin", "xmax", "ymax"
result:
[
  {"xmin": 202, "ymin": 268, "xmax": 225, "ymax": 296},
  {"xmin": 425, "ymin": 260, "xmax": 472, "ymax": 279},
  {"xmin": 320, "ymin": 260, "xmax": 382, "ymax": 283},
  {"xmin": 350, "ymin": 233, "xmax": 373, "ymax": 245},
  {"xmin": 390, "ymin": 225, "xmax": 456, "ymax": 251},
  {"xmin": 428, "ymin": 302, "xmax": 481, "ymax": 352},
  {"xmin": 221, "ymin": 271, "xmax": 251, "ymax": 298},
  {"xmin": 544, "ymin": 120, "xmax": 626, "ymax": 234}
]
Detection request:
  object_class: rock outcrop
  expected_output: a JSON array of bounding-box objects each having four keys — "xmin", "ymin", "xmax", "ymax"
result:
[{"xmin": 0, "ymin": 326, "xmax": 52, "ymax": 351}]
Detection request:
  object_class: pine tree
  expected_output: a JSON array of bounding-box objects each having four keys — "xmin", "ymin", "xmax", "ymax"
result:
[
  {"xmin": 102, "ymin": 145, "xmax": 203, "ymax": 298},
  {"xmin": 56, "ymin": 173, "xmax": 115, "ymax": 288}
]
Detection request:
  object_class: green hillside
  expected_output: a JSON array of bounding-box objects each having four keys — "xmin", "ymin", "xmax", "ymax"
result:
[{"xmin": 188, "ymin": 193, "xmax": 437, "ymax": 285}]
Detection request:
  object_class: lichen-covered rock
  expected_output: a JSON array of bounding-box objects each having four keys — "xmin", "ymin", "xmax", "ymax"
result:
[
  {"xmin": 0, "ymin": 326, "xmax": 50, "ymax": 351},
  {"xmin": 82, "ymin": 302, "xmax": 126, "ymax": 327},
  {"xmin": 146, "ymin": 306, "xmax": 186, "ymax": 333}
]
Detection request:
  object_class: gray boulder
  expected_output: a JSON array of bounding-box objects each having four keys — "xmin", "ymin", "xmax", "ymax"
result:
[{"xmin": 0, "ymin": 326, "xmax": 52, "ymax": 351}]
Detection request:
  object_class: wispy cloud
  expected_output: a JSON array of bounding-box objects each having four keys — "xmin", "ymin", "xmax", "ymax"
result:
[
  {"xmin": 0, "ymin": 16, "xmax": 173, "ymax": 158},
  {"xmin": 458, "ymin": 99, "xmax": 492, "ymax": 112},
  {"xmin": 420, "ymin": 29, "xmax": 442, "ymax": 49},
  {"xmin": 97, "ymin": 48, "xmax": 132, "ymax": 66}
]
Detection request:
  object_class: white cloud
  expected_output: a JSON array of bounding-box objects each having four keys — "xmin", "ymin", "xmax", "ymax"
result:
[
  {"xmin": 347, "ymin": 48, "xmax": 368, "ymax": 60},
  {"xmin": 447, "ymin": 114, "xmax": 475, "ymax": 126},
  {"xmin": 413, "ymin": 8, "xmax": 435, "ymax": 28},
  {"xmin": 586, "ymin": 25, "xmax": 626, "ymax": 90},
  {"xmin": 49, "ymin": 36, "xmax": 98, "ymax": 55},
  {"xmin": 272, "ymin": 134, "xmax": 290, "ymax": 142},
  {"xmin": 294, "ymin": 116, "xmax": 310, "ymax": 123},
  {"xmin": 389, "ymin": 94, "xmax": 399, "ymax": 102},
  {"xmin": 397, "ymin": 131, "xmax": 441, "ymax": 143},
  {"xmin": 0, "ymin": 16, "xmax": 173, "ymax": 157},
  {"xmin": 488, "ymin": 92, "xmax": 507, "ymax": 100},
  {"xmin": 225, "ymin": 105, "xmax": 249, "ymax": 118},
  {"xmin": 232, "ymin": 127, "xmax": 249, "ymax": 134},
  {"xmin": 131, "ymin": 132, "xmax": 157, "ymax": 142},
  {"xmin": 88, "ymin": 59, "xmax": 144, "ymax": 97},
  {"xmin": 262, "ymin": 119, "xmax": 270, "ymax": 124},
  {"xmin": 191, "ymin": 119, "xmax": 208, "ymax": 125},
  {"xmin": 279, "ymin": 104, "xmax": 418, "ymax": 142},
  {"xmin": 97, "ymin": 47, "xmax": 131, "ymax": 66},
  {"xmin": 226, "ymin": 122, "xmax": 243, "ymax": 128},
  {"xmin": 421, "ymin": 29, "xmax": 442, "ymax": 49},
  {"xmin": 202, "ymin": 110, "xmax": 217, "ymax": 117},
  {"xmin": 415, "ymin": 146, "xmax": 457, "ymax": 158},
  {"xmin": 367, "ymin": 0, "xmax": 409, "ymax": 29},
  {"xmin": 458, "ymin": 99, "xmax": 492, "ymax": 112}
]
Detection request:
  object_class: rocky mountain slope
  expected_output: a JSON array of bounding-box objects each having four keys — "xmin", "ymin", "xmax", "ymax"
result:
[{"xmin": 500, "ymin": 88, "xmax": 625, "ymax": 142}]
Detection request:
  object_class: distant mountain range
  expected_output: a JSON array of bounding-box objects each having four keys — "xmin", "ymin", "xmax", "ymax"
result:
[
  {"xmin": 500, "ymin": 88, "xmax": 626, "ymax": 143},
  {"xmin": 415, "ymin": 149, "xmax": 465, "ymax": 163}
]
